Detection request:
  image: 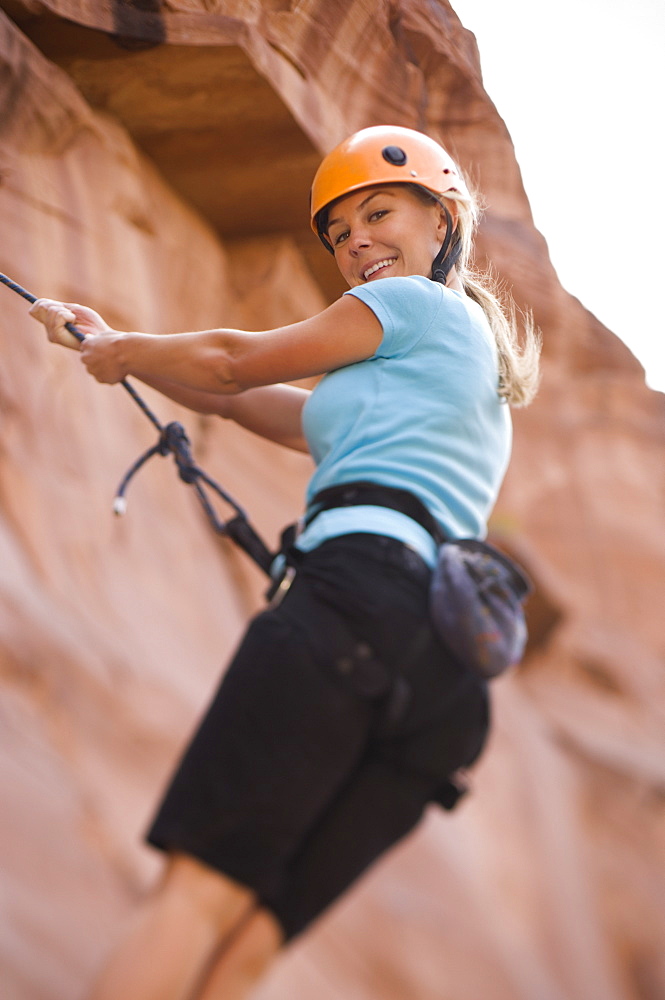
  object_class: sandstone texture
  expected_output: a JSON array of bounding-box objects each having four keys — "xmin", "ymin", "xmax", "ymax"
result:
[{"xmin": 0, "ymin": 3, "xmax": 664, "ymax": 999}]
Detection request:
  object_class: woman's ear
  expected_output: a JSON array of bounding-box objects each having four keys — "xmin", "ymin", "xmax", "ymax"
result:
[{"xmin": 437, "ymin": 200, "xmax": 458, "ymax": 237}]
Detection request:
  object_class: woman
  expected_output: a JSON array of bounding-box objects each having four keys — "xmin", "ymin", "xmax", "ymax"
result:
[{"xmin": 31, "ymin": 125, "xmax": 540, "ymax": 1000}]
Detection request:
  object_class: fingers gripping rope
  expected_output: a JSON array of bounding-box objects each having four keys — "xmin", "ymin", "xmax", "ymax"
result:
[
  {"xmin": 0, "ymin": 272, "xmax": 274, "ymax": 575},
  {"xmin": 0, "ymin": 272, "xmax": 163, "ymax": 429}
]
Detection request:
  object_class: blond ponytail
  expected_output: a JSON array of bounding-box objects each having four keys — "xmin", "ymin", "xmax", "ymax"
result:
[
  {"xmin": 462, "ymin": 272, "xmax": 541, "ymax": 407},
  {"xmin": 412, "ymin": 182, "xmax": 542, "ymax": 406},
  {"xmin": 444, "ymin": 189, "xmax": 541, "ymax": 407}
]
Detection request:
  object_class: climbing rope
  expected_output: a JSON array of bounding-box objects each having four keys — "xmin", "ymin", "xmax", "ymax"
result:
[{"xmin": 0, "ymin": 272, "xmax": 275, "ymax": 575}]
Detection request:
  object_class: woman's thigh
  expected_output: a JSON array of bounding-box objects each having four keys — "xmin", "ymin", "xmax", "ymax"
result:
[{"xmin": 261, "ymin": 748, "xmax": 433, "ymax": 940}]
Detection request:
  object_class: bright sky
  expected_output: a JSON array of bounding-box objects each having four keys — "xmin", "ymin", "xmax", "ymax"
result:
[{"xmin": 451, "ymin": 0, "xmax": 664, "ymax": 392}]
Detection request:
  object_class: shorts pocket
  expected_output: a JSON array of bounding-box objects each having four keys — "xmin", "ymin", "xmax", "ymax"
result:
[{"xmin": 377, "ymin": 674, "xmax": 490, "ymax": 784}]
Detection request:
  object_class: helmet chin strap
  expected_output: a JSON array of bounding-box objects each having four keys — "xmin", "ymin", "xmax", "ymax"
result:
[
  {"xmin": 431, "ymin": 204, "xmax": 461, "ymax": 285},
  {"xmin": 316, "ymin": 208, "xmax": 336, "ymax": 255}
]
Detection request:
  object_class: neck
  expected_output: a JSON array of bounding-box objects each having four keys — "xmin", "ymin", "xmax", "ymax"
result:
[{"xmin": 444, "ymin": 267, "xmax": 464, "ymax": 293}]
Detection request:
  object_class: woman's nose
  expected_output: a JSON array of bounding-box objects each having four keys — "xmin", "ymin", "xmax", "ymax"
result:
[{"xmin": 348, "ymin": 229, "xmax": 371, "ymax": 256}]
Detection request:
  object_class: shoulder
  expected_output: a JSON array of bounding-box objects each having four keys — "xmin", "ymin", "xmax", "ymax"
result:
[
  {"xmin": 341, "ymin": 277, "xmax": 446, "ymax": 360},
  {"xmin": 344, "ymin": 275, "xmax": 442, "ymax": 313},
  {"xmin": 345, "ymin": 277, "xmax": 479, "ymax": 327},
  {"xmin": 344, "ymin": 276, "xmax": 443, "ymax": 346}
]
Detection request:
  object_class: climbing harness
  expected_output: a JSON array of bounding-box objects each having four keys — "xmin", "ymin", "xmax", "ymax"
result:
[
  {"xmin": 0, "ymin": 272, "xmax": 274, "ymax": 575},
  {"xmin": 304, "ymin": 480, "xmax": 532, "ymax": 680}
]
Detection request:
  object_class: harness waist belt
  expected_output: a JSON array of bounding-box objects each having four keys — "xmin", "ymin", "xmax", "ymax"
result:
[{"xmin": 306, "ymin": 481, "xmax": 446, "ymax": 545}]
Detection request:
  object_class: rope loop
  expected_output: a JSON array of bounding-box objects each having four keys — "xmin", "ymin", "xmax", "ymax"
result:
[
  {"xmin": 113, "ymin": 420, "xmax": 275, "ymax": 573},
  {"xmin": 116, "ymin": 421, "xmax": 220, "ymax": 509}
]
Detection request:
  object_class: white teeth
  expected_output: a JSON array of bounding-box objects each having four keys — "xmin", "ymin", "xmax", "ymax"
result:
[{"xmin": 363, "ymin": 258, "xmax": 396, "ymax": 280}]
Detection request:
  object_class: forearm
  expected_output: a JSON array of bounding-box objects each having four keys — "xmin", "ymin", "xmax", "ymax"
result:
[
  {"xmin": 134, "ymin": 373, "xmax": 235, "ymax": 416},
  {"xmin": 116, "ymin": 330, "xmax": 243, "ymax": 393},
  {"xmin": 135, "ymin": 373, "xmax": 310, "ymax": 452},
  {"xmin": 225, "ymin": 385, "xmax": 310, "ymax": 451}
]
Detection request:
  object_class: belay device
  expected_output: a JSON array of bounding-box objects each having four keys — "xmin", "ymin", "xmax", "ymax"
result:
[{"xmin": 0, "ymin": 273, "xmax": 274, "ymax": 575}]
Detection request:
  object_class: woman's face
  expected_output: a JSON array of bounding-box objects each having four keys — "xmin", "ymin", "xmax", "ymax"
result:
[{"xmin": 325, "ymin": 185, "xmax": 449, "ymax": 288}]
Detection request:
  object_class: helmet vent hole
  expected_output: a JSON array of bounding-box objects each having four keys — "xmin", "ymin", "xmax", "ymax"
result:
[{"xmin": 382, "ymin": 145, "xmax": 408, "ymax": 166}]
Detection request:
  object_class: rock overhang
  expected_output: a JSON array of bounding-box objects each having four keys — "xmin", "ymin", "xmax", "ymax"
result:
[{"xmin": 5, "ymin": 1, "xmax": 347, "ymax": 298}]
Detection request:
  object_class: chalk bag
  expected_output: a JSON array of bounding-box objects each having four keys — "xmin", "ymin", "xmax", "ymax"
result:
[{"xmin": 429, "ymin": 539, "xmax": 532, "ymax": 679}]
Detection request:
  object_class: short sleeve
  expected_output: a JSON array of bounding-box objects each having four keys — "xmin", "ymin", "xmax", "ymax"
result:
[{"xmin": 344, "ymin": 275, "xmax": 444, "ymax": 359}]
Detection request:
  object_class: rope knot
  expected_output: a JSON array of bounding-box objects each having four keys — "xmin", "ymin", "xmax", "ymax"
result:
[{"xmin": 162, "ymin": 421, "xmax": 199, "ymax": 484}]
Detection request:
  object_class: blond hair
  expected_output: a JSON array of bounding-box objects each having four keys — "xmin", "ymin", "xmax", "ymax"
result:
[{"xmin": 413, "ymin": 184, "xmax": 541, "ymax": 407}]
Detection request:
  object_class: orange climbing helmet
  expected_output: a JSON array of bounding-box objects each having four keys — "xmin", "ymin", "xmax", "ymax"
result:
[{"xmin": 310, "ymin": 125, "xmax": 469, "ymax": 250}]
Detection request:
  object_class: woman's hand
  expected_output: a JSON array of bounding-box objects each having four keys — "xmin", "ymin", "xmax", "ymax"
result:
[
  {"xmin": 29, "ymin": 298, "xmax": 112, "ymax": 350},
  {"xmin": 79, "ymin": 334, "xmax": 128, "ymax": 384},
  {"xmin": 29, "ymin": 297, "xmax": 127, "ymax": 383}
]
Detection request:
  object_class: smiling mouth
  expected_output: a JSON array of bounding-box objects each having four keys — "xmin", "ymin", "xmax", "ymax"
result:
[{"xmin": 363, "ymin": 258, "xmax": 397, "ymax": 281}]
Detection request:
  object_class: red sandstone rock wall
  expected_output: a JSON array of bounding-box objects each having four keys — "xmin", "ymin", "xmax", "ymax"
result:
[{"xmin": 1, "ymin": 3, "xmax": 664, "ymax": 999}]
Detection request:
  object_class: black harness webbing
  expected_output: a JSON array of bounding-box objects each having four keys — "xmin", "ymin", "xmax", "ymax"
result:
[{"xmin": 0, "ymin": 272, "xmax": 274, "ymax": 576}]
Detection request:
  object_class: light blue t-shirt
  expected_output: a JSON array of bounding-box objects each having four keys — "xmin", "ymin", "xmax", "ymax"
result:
[{"xmin": 297, "ymin": 275, "xmax": 512, "ymax": 566}]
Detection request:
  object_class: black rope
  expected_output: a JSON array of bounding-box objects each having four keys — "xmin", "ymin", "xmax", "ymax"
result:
[{"xmin": 0, "ymin": 272, "xmax": 275, "ymax": 575}]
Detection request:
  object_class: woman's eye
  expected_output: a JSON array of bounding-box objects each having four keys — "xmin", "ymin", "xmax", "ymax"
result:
[
  {"xmin": 332, "ymin": 230, "xmax": 349, "ymax": 246},
  {"xmin": 370, "ymin": 210, "xmax": 388, "ymax": 221}
]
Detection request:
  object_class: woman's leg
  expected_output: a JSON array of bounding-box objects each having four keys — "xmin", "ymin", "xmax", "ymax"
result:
[
  {"xmin": 88, "ymin": 852, "xmax": 255, "ymax": 1000},
  {"xmin": 195, "ymin": 907, "xmax": 284, "ymax": 1000}
]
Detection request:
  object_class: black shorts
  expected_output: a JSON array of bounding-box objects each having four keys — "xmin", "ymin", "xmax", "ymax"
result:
[{"xmin": 146, "ymin": 533, "xmax": 489, "ymax": 940}]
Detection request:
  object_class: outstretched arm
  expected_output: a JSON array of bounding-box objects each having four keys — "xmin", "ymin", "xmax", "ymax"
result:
[
  {"xmin": 29, "ymin": 297, "xmax": 380, "ymax": 452},
  {"xmin": 27, "ymin": 300, "xmax": 312, "ymax": 452},
  {"xmin": 30, "ymin": 294, "xmax": 383, "ymax": 391}
]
